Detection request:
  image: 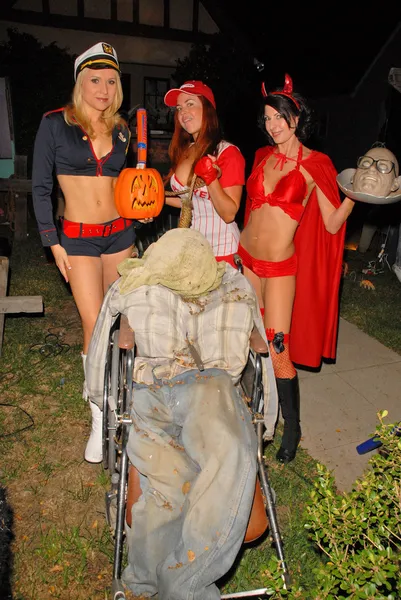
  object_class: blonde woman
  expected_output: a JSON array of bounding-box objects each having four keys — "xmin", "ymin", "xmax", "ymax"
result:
[{"xmin": 32, "ymin": 42, "xmax": 134, "ymax": 462}]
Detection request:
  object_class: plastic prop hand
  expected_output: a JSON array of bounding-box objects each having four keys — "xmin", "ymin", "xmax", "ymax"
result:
[{"xmin": 194, "ymin": 156, "xmax": 219, "ymax": 186}]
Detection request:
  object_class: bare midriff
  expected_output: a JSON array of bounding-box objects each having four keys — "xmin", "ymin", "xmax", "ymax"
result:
[
  {"xmin": 58, "ymin": 174, "xmax": 119, "ymax": 223},
  {"xmin": 240, "ymin": 203, "xmax": 297, "ymax": 262}
]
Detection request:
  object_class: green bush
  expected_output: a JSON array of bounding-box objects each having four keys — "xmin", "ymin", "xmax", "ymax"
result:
[
  {"xmin": 262, "ymin": 411, "xmax": 401, "ymax": 598},
  {"xmin": 304, "ymin": 410, "xmax": 401, "ymax": 599}
]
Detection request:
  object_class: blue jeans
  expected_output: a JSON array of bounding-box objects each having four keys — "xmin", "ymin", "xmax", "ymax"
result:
[{"xmin": 122, "ymin": 368, "xmax": 257, "ymax": 600}]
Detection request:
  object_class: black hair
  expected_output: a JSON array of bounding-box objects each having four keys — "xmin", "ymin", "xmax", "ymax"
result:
[
  {"xmin": 257, "ymin": 92, "xmax": 315, "ymax": 145},
  {"xmin": 371, "ymin": 141, "xmax": 386, "ymax": 149}
]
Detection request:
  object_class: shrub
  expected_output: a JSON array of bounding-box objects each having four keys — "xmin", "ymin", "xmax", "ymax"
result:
[
  {"xmin": 304, "ymin": 410, "xmax": 401, "ymax": 599},
  {"xmin": 261, "ymin": 411, "xmax": 401, "ymax": 598}
]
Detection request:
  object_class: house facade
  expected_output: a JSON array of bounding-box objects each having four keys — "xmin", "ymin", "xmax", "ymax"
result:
[
  {"xmin": 1, "ymin": 0, "xmax": 223, "ymax": 172},
  {"xmin": 316, "ymin": 22, "xmax": 401, "ymax": 173}
]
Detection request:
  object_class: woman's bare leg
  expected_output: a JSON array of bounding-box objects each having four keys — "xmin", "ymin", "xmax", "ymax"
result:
[
  {"xmin": 68, "ymin": 246, "xmax": 134, "ymax": 352},
  {"xmin": 261, "ymin": 275, "xmax": 295, "ymax": 336},
  {"xmin": 68, "ymin": 257, "xmax": 105, "ymax": 462},
  {"xmin": 243, "ymin": 265, "xmax": 264, "ymax": 311},
  {"xmin": 101, "ymin": 245, "xmax": 134, "ymax": 294},
  {"xmin": 69, "ymin": 247, "xmax": 132, "ymax": 463},
  {"xmin": 261, "ymin": 276, "xmax": 301, "ymax": 463},
  {"xmin": 67, "ymin": 255, "xmax": 104, "ymax": 353}
]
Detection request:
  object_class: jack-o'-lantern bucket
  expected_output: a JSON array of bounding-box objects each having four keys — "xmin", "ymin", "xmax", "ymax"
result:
[{"xmin": 114, "ymin": 108, "xmax": 165, "ymax": 219}]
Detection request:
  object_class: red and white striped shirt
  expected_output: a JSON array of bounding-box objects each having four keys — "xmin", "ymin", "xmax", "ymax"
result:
[{"xmin": 170, "ymin": 141, "xmax": 245, "ymax": 256}]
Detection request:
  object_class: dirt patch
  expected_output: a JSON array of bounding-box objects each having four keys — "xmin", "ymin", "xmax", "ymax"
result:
[
  {"xmin": 44, "ymin": 299, "xmax": 83, "ymax": 347},
  {"xmin": 0, "ymin": 291, "xmax": 116, "ymax": 599},
  {"xmin": 3, "ymin": 403, "xmax": 112, "ymax": 599}
]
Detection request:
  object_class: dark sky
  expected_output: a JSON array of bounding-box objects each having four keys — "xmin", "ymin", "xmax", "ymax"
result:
[{"xmin": 215, "ymin": 2, "xmax": 401, "ymax": 96}]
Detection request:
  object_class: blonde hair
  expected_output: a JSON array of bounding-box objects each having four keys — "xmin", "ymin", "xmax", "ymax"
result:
[{"xmin": 64, "ymin": 69, "xmax": 125, "ymax": 137}]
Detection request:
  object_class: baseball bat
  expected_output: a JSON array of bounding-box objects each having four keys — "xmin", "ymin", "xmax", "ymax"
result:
[{"xmin": 136, "ymin": 107, "xmax": 147, "ymax": 169}]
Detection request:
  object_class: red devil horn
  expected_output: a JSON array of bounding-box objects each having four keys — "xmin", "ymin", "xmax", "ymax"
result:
[
  {"xmin": 283, "ymin": 73, "xmax": 293, "ymax": 94},
  {"xmin": 261, "ymin": 82, "xmax": 267, "ymax": 97}
]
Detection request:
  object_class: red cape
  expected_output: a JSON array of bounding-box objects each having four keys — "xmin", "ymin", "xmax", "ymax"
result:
[{"xmin": 244, "ymin": 146, "xmax": 345, "ymax": 369}]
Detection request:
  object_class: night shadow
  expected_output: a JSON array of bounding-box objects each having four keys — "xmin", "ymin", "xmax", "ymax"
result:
[{"xmin": 0, "ymin": 484, "xmax": 14, "ymax": 599}]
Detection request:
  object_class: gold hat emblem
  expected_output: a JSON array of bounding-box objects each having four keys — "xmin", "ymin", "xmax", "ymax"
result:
[{"xmin": 102, "ymin": 43, "xmax": 114, "ymax": 56}]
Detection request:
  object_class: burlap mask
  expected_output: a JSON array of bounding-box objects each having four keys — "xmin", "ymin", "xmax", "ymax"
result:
[{"xmin": 117, "ymin": 228, "xmax": 226, "ymax": 297}]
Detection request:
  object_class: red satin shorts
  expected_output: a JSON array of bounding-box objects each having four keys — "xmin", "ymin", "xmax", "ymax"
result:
[{"xmin": 237, "ymin": 244, "xmax": 298, "ymax": 278}]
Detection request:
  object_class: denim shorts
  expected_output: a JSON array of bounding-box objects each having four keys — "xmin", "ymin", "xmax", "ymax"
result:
[{"xmin": 60, "ymin": 218, "xmax": 136, "ymax": 257}]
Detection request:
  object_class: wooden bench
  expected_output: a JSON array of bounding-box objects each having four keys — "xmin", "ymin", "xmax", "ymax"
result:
[{"xmin": 0, "ymin": 256, "xmax": 43, "ymax": 356}]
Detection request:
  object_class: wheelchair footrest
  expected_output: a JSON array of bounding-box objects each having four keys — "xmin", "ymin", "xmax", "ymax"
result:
[
  {"xmin": 105, "ymin": 490, "xmax": 117, "ymax": 530},
  {"xmin": 112, "ymin": 579, "xmax": 126, "ymax": 600},
  {"xmin": 221, "ymin": 588, "xmax": 270, "ymax": 598}
]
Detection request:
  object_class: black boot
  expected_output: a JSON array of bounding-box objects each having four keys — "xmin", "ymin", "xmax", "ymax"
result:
[{"xmin": 275, "ymin": 375, "xmax": 301, "ymax": 463}]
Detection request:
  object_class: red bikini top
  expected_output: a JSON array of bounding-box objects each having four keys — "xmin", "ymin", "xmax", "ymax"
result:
[{"xmin": 246, "ymin": 144, "xmax": 307, "ymax": 222}]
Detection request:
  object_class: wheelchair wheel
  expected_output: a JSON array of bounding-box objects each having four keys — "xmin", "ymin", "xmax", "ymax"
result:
[
  {"xmin": 103, "ymin": 326, "xmax": 134, "ymax": 592},
  {"xmin": 103, "ymin": 328, "xmax": 121, "ymax": 473},
  {"xmin": 240, "ymin": 349, "xmax": 264, "ymax": 415},
  {"xmin": 103, "ymin": 323, "xmax": 134, "ymax": 475}
]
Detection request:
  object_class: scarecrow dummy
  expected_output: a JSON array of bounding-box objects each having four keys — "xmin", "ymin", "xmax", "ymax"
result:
[{"xmin": 85, "ymin": 228, "xmax": 277, "ymax": 600}]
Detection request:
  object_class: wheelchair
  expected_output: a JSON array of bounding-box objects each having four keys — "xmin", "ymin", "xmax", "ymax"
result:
[{"xmin": 101, "ymin": 312, "xmax": 291, "ymax": 600}]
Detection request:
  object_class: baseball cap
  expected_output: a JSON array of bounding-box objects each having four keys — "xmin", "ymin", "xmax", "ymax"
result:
[
  {"xmin": 74, "ymin": 42, "xmax": 120, "ymax": 81},
  {"xmin": 164, "ymin": 81, "xmax": 216, "ymax": 109}
]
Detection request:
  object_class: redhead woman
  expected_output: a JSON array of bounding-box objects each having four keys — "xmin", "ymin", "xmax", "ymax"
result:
[
  {"xmin": 32, "ymin": 42, "xmax": 137, "ymax": 463},
  {"xmin": 164, "ymin": 80, "xmax": 245, "ymax": 267},
  {"xmin": 240, "ymin": 75, "xmax": 355, "ymax": 463}
]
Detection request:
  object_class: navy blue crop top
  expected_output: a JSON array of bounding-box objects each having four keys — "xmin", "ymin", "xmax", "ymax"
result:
[{"xmin": 32, "ymin": 109, "xmax": 130, "ymax": 246}]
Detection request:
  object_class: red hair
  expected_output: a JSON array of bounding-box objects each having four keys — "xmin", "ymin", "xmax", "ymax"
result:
[{"xmin": 165, "ymin": 97, "xmax": 222, "ymax": 186}]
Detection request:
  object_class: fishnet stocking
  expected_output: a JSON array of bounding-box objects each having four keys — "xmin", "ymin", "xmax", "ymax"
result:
[{"xmin": 265, "ymin": 329, "xmax": 296, "ymax": 379}]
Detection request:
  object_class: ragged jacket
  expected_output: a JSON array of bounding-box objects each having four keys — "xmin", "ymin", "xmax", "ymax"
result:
[{"xmin": 85, "ymin": 265, "xmax": 278, "ymax": 438}]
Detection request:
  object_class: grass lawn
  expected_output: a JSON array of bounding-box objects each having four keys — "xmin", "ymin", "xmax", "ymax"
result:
[
  {"xmin": 0, "ymin": 220, "xmax": 399, "ymax": 599},
  {"xmin": 340, "ymin": 245, "xmax": 401, "ymax": 355}
]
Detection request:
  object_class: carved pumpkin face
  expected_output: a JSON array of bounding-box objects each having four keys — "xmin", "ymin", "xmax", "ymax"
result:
[{"xmin": 114, "ymin": 167, "xmax": 165, "ymax": 219}]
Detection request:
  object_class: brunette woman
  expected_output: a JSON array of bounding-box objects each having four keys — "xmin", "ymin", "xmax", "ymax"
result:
[{"xmin": 240, "ymin": 74, "xmax": 355, "ymax": 462}]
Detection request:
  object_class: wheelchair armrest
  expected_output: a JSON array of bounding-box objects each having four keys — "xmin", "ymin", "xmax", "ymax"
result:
[
  {"xmin": 249, "ymin": 327, "xmax": 268, "ymax": 354},
  {"xmin": 119, "ymin": 315, "xmax": 135, "ymax": 350}
]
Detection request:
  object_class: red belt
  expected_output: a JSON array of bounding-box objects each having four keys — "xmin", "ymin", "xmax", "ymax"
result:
[{"xmin": 62, "ymin": 217, "xmax": 133, "ymax": 238}]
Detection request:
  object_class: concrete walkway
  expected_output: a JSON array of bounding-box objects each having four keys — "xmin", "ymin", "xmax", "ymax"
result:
[{"xmin": 298, "ymin": 317, "xmax": 401, "ymax": 492}]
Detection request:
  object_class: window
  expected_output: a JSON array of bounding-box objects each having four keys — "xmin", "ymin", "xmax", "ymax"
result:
[{"xmin": 144, "ymin": 77, "xmax": 173, "ymax": 131}]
